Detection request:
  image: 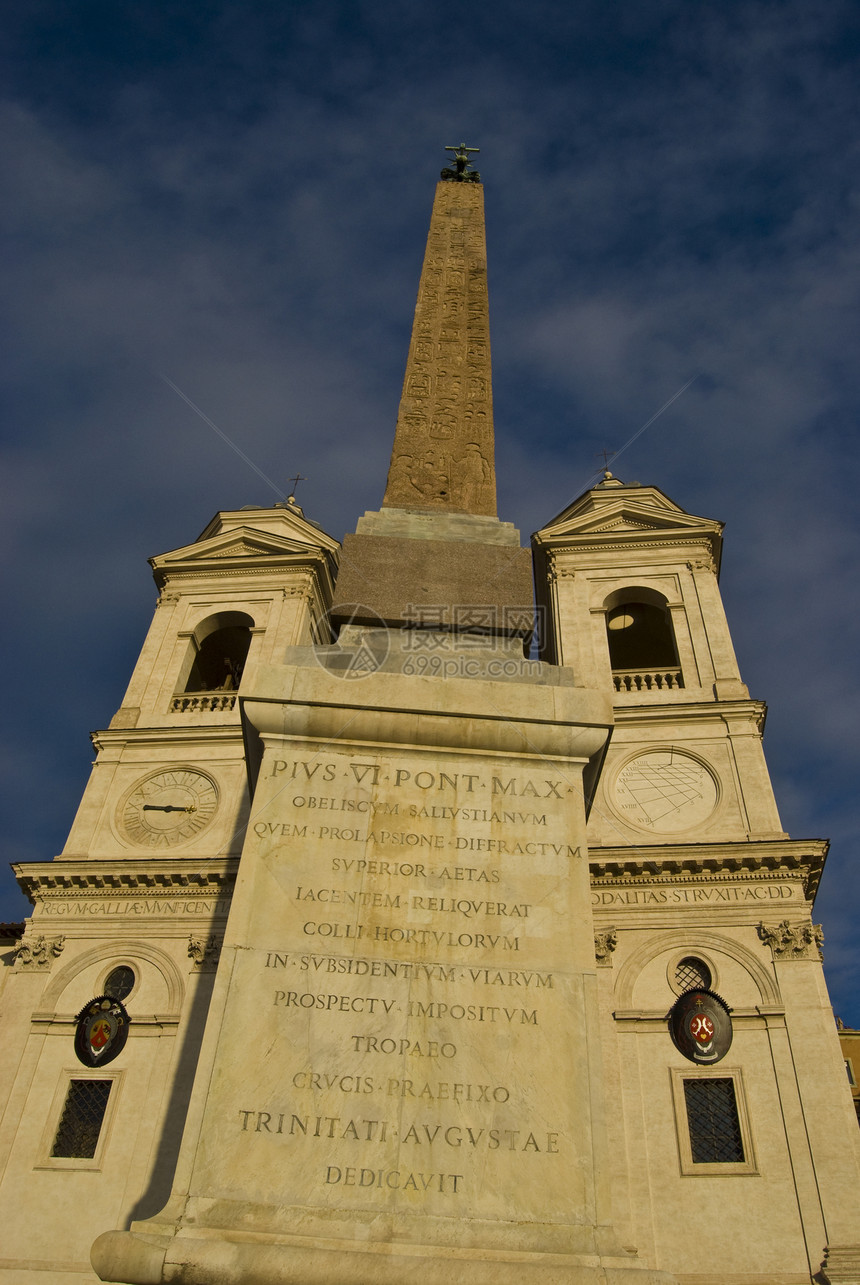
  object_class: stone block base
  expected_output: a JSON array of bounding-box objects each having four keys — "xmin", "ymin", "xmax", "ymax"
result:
[
  {"xmin": 820, "ymin": 1245, "xmax": 860, "ymax": 1284},
  {"xmin": 92, "ymin": 1228, "xmax": 679, "ymax": 1285}
]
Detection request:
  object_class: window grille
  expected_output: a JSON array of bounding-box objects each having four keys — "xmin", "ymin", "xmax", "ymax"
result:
[
  {"xmin": 51, "ymin": 1080, "xmax": 112, "ymax": 1159},
  {"xmin": 104, "ymin": 966, "xmax": 135, "ymax": 1001},
  {"xmin": 675, "ymin": 956, "xmax": 711, "ymax": 992},
  {"xmin": 683, "ymin": 1077, "xmax": 744, "ymax": 1163}
]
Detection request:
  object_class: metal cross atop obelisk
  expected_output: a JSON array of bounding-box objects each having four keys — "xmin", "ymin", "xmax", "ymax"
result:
[{"xmin": 440, "ymin": 142, "xmax": 481, "ymax": 182}]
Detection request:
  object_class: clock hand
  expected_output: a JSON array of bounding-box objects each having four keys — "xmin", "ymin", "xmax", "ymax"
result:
[{"xmin": 142, "ymin": 804, "xmax": 197, "ymax": 813}]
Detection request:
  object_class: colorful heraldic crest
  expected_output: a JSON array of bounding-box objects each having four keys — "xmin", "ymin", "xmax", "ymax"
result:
[
  {"xmin": 74, "ymin": 995, "xmax": 130, "ymax": 1067},
  {"xmin": 669, "ymin": 988, "xmax": 733, "ymax": 1064}
]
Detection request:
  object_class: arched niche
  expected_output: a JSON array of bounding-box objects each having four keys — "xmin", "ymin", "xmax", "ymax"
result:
[
  {"xmin": 613, "ymin": 929, "xmax": 780, "ymax": 1012},
  {"xmin": 184, "ymin": 611, "xmax": 255, "ymax": 693},
  {"xmin": 602, "ymin": 587, "xmax": 679, "ymax": 673},
  {"xmin": 40, "ymin": 940, "xmax": 185, "ymax": 1018}
]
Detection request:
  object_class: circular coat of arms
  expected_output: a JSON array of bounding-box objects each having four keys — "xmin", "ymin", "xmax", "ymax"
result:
[
  {"xmin": 669, "ymin": 989, "xmax": 732, "ymax": 1065},
  {"xmin": 74, "ymin": 995, "xmax": 131, "ymax": 1067}
]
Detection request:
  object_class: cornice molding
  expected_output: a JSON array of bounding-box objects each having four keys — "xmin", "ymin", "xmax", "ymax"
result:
[
  {"xmin": 562, "ymin": 538, "xmax": 718, "ymax": 556},
  {"xmin": 609, "ymin": 699, "xmax": 769, "ymax": 724},
  {"xmin": 13, "ymin": 859, "xmax": 239, "ymax": 900},
  {"xmin": 589, "ymin": 839, "xmax": 827, "ymax": 898},
  {"xmin": 536, "ymin": 530, "xmax": 718, "ymax": 553},
  {"xmin": 31, "ymin": 1011, "xmax": 182, "ymax": 1028},
  {"xmin": 613, "ymin": 1008, "xmax": 782, "ymax": 1025},
  {"xmin": 158, "ymin": 563, "xmax": 333, "ymax": 582},
  {"xmin": 91, "ymin": 725, "xmax": 246, "ymax": 750}
]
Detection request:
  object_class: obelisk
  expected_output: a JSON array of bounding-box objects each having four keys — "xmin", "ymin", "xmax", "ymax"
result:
[
  {"xmin": 332, "ymin": 143, "xmax": 533, "ymax": 636},
  {"xmin": 92, "ymin": 148, "xmax": 676, "ymax": 1285},
  {"xmin": 382, "ymin": 147, "xmax": 495, "ymax": 516}
]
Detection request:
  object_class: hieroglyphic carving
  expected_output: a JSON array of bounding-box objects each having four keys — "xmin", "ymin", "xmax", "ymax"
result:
[
  {"xmin": 382, "ymin": 180, "xmax": 496, "ymax": 516},
  {"xmin": 13, "ymin": 934, "xmax": 65, "ymax": 969},
  {"xmin": 454, "ymin": 443, "xmax": 492, "ymax": 512},
  {"xmin": 757, "ymin": 920, "xmax": 824, "ymax": 960}
]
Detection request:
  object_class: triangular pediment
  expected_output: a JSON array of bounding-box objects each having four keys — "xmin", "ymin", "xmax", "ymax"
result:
[
  {"xmin": 150, "ymin": 506, "xmax": 340, "ymax": 577},
  {"xmin": 154, "ymin": 530, "xmax": 313, "ymax": 564},
  {"xmin": 535, "ymin": 483, "xmax": 722, "ymax": 543}
]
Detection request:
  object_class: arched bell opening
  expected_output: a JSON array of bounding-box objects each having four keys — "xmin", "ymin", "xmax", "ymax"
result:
[
  {"xmin": 603, "ymin": 589, "xmax": 683, "ymax": 694},
  {"xmin": 184, "ymin": 612, "xmax": 254, "ymax": 693}
]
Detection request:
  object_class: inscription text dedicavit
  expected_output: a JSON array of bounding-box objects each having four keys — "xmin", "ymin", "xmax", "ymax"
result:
[{"xmin": 194, "ymin": 746, "xmax": 590, "ymax": 1227}]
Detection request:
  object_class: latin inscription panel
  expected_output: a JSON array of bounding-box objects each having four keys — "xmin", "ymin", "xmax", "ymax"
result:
[{"xmin": 191, "ymin": 745, "xmax": 595, "ymax": 1228}]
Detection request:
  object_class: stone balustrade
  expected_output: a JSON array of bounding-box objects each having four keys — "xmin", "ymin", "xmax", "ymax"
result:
[
  {"xmin": 170, "ymin": 693, "xmax": 237, "ymax": 713},
  {"xmin": 612, "ymin": 668, "xmax": 684, "ymax": 693}
]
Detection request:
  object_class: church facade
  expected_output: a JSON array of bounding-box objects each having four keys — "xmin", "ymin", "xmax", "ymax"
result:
[{"xmin": 1, "ymin": 154, "xmax": 859, "ymax": 1285}]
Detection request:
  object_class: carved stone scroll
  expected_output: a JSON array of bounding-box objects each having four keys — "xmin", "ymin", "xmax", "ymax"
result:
[
  {"xmin": 188, "ymin": 934, "xmax": 222, "ymax": 969},
  {"xmin": 758, "ymin": 920, "xmax": 824, "ymax": 960},
  {"xmin": 594, "ymin": 928, "xmax": 618, "ymax": 966},
  {"xmin": 13, "ymin": 934, "xmax": 65, "ymax": 969}
]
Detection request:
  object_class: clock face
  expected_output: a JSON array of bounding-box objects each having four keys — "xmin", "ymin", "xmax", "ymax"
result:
[
  {"xmin": 118, "ymin": 769, "xmax": 219, "ymax": 848},
  {"xmin": 612, "ymin": 750, "xmax": 718, "ymax": 834}
]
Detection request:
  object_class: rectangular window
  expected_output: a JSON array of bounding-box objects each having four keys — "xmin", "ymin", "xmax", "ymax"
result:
[
  {"xmin": 670, "ymin": 1067, "xmax": 757, "ymax": 1176},
  {"xmin": 683, "ymin": 1077, "xmax": 744, "ymax": 1163},
  {"xmin": 51, "ymin": 1079, "xmax": 112, "ymax": 1159},
  {"xmin": 846, "ymin": 1059, "xmax": 856, "ymax": 1087}
]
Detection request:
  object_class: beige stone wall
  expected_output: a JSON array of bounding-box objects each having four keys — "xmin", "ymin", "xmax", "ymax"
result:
[
  {"xmin": 0, "ymin": 906, "xmax": 223, "ymax": 1281},
  {"xmin": 590, "ymin": 869, "xmax": 860, "ymax": 1281}
]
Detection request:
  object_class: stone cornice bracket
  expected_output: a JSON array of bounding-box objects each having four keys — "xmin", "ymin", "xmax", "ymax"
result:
[
  {"xmin": 686, "ymin": 556, "xmax": 715, "ymax": 574},
  {"xmin": 758, "ymin": 919, "xmax": 824, "ymax": 961},
  {"xmin": 188, "ymin": 934, "xmax": 222, "ymax": 968},
  {"xmin": 13, "ymin": 934, "xmax": 65, "ymax": 969},
  {"xmin": 594, "ymin": 928, "xmax": 618, "ymax": 966}
]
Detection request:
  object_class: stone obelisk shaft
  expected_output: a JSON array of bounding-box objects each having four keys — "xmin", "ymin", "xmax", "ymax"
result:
[
  {"xmin": 332, "ymin": 165, "xmax": 533, "ymax": 635},
  {"xmin": 382, "ymin": 180, "xmax": 496, "ymax": 516}
]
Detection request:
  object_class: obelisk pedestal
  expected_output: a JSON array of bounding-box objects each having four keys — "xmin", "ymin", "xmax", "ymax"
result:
[{"xmin": 92, "ymin": 647, "xmax": 675, "ymax": 1284}]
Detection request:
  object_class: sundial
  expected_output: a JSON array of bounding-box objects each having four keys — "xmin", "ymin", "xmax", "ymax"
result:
[{"xmin": 612, "ymin": 749, "xmax": 718, "ymax": 834}]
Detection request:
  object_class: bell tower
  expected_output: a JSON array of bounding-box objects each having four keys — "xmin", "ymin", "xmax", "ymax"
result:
[
  {"xmin": 532, "ymin": 470, "xmax": 786, "ymax": 847},
  {"xmin": 533, "ymin": 472, "xmax": 860, "ymax": 1284}
]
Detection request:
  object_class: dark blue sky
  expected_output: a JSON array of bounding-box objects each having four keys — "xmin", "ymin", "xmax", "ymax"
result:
[{"xmin": 3, "ymin": 1, "xmax": 860, "ymax": 1018}]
